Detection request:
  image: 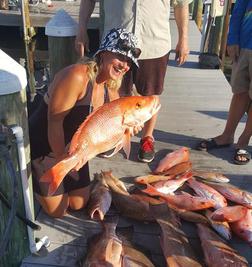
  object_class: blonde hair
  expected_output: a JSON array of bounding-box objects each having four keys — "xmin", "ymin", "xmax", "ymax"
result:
[{"xmin": 77, "ymin": 56, "xmax": 122, "ymax": 92}]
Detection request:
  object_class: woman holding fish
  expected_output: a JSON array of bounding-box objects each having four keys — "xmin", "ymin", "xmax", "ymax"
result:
[{"xmin": 29, "ymin": 28, "xmax": 142, "ymax": 217}]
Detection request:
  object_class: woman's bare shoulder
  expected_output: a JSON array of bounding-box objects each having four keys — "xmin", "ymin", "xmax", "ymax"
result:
[
  {"xmin": 61, "ymin": 63, "xmax": 88, "ymax": 79},
  {"xmin": 49, "ymin": 64, "xmax": 89, "ymax": 97}
]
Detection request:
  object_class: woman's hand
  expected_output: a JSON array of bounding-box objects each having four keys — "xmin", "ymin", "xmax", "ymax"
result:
[{"xmin": 132, "ymin": 125, "xmax": 143, "ymax": 136}]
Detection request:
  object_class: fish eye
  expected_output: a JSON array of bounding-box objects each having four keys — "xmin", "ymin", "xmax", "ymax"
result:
[{"xmin": 136, "ymin": 102, "xmax": 141, "ymax": 109}]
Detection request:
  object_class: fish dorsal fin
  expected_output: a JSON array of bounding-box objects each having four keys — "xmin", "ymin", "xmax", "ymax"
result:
[{"xmin": 122, "ymin": 129, "xmax": 131, "ymax": 159}]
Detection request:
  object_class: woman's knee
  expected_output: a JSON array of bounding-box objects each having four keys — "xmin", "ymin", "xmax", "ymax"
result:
[
  {"xmin": 68, "ymin": 186, "xmax": 90, "ymax": 210},
  {"xmin": 35, "ymin": 193, "xmax": 69, "ymax": 218}
]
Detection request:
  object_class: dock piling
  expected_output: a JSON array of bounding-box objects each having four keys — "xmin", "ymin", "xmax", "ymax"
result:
[{"xmin": 45, "ymin": 9, "xmax": 78, "ymax": 81}]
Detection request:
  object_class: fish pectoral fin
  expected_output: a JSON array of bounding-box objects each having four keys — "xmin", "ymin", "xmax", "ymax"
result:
[
  {"xmin": 104, "ymin": 239, "xmax": 122, "ymax": 262},
  {"xmin": 104, "ymin": 239, "xmax": 113, "ymax": 262},
  {"xmin": 102, "ymin": 142, "xmax": 123, "ymax": 158},
  {"xmin": 122, "ymin": 129, "xmax": 131, "ymax": 159}
]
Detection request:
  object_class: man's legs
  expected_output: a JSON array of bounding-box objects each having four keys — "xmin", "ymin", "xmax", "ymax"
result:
[
  {"xmin": 135, "ymin": 55, "xmax": 168, "ymax": 162},
  {"xmin": 197, "ymin": 49, "xmax": 251, "ymax": 152},
  {"xmin": 120, "ymin": 54, "xmax": 168, "ymax": 162},
  {"xmin": 214, "ymin": 92, "xmax": 250, "ymax": 145}
]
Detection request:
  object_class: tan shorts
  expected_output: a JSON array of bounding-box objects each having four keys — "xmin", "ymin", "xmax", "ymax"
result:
[{"xmin": 231, "ymin": 49, "xmax": 252, "ymax": 100}]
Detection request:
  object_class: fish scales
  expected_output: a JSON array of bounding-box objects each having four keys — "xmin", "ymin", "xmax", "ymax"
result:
[{"xmin": 69, "ymin": 104, "xmax": 124, "ymax": 155}]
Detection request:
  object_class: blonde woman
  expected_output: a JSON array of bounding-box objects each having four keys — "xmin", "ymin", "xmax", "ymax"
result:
[{"xmin": 29, "ymin": 28, "xmax": 141, "ymax": 217}]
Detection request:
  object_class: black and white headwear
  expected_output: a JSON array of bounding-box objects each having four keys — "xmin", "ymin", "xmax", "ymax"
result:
[{"xmin": 94, "ymin": 28, "xmax": 141, "ymax": 67}]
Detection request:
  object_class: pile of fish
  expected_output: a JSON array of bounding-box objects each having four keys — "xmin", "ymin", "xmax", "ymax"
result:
[
  {"xmin": 85, "ymin": 146, "xmax": 251, "ymax": 266},
  {"xmin": 36, "ymin": 95, "xmax": 251, "ymax": 266}
]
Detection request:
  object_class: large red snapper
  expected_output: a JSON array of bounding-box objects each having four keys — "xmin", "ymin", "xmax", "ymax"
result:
[{"xmin": 40, "ymin": 96, "xmax": 161, "ymax": 195}]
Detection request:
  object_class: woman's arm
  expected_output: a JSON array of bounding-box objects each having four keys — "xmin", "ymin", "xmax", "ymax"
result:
[{"xmin": 47, "ymin": 64, "xmax": 89, "ymax": 159}]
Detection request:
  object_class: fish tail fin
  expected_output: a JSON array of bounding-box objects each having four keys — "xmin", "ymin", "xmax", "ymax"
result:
[{"xmin": 40, "ymin": 156, "xmax": 80, "ymax": 196}]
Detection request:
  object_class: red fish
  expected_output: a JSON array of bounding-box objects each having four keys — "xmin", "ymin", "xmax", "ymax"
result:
[
  {"xmin": 153, "ymin": 147, "xmax": 190, "ymax": 174},
  {"xmin": 141, "ymin": 184, "xmax": 215, "ymax": 211},
  {"xmin": 203, "ymin": 181, "xmax": 252, "ymax": 209},
  {"xmin": 142, "ymin": 171, "xmax": 192, "ymax": 195},
  {"xmin": 210, "ymin": 205, "xmax": 248, "ymax": 223},
  {"xmin": 187, "ymin": 178, "xmax": 227, "ymax": 209},
  {"xmin": 134, "ymin": 174, "xmax": 176, "ymax": 185},
  {"xmin": 205, "ymin": 210, "xmax": 232, "ymax": 240},
  {"xmin": 231, "ymin": 208, "xmax": 252, "ymax": 246},
  {"xmin": 162, "ymin": 192, "xmax": 216, "ymax": 211},
  {"xmin": 192, "ymin": 170, "xmax": 230, "ymax": 183},
  {"xmin": 40, "ymin": 96, "xmax": 161, "ymax": 195},
  {"xmin": 155, "ymin": 161, "xmax": 192, "ymax": 176}
]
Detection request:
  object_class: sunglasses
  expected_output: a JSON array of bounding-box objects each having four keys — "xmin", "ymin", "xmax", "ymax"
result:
[{"xmin": 117, "ymin": 39, "xmax": 141, "ymax": 59}]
